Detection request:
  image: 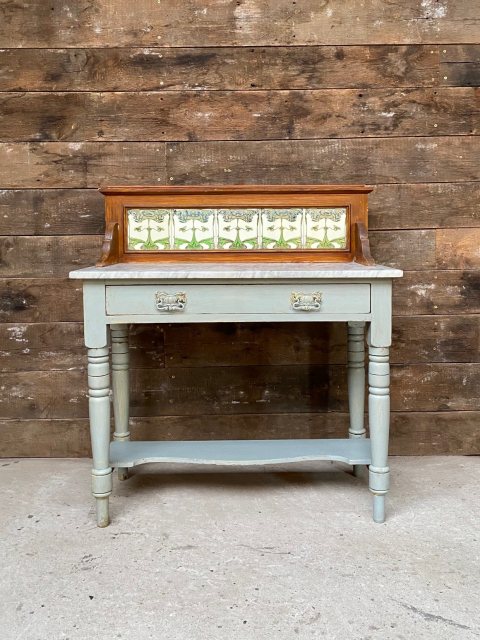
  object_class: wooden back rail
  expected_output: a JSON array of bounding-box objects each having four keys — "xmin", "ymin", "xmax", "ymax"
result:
[{"xmin": 96, "ymin": 185, "xmax": 374, "ymax": 266}]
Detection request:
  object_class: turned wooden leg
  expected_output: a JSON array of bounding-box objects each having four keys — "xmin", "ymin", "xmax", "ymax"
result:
[
  {"xmin": 347, "ymin": 321, "xmax": 366, "ymax": 477},
  {"xmin": 111, "ymin": 325, "xmax": 130, "ymax": 481},
  {"xmin": 368, "ymin": 344, "xmax": 390, "ymax": 523},
  {"xmin": 88, "ymin": 346, "xmax": 112, "ymax": 527}
]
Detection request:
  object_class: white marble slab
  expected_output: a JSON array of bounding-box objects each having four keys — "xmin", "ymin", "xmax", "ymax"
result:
[{"xmin": 70, "ymin": 262, "xmax": 403, "ymax": 280}]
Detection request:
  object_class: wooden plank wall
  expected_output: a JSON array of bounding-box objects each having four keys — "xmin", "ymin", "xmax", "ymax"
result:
[{"xmin": 0, "ymin": 1, "xmax": 479, "ymax": 456}]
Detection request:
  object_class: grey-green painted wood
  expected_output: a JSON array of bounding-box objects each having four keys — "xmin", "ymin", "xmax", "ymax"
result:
[
  {"xmin": 105, "ymin": 283, "xmax": 371, "ymax": 316},
  {"xmin": 73, "ymin": 263, "xmax": 399, "ymax": 526},
  {"xmin": 110, "ymin": 438, "xmax": 372, "ymax": 467},
  {"xmin": 83, "ymin": 283, "xmax": 107, "ymax": 348},
  {"xmin": 105, "ymin": 311, "xmax": 372, "ymax": 324},
  {"xmin": 367, "ymin": 344, "xmax": 391, "ymax": 524},
  {"xmin": 367, "ymin": 280, "xmax": 393, "ymax": 523},
  {"xmin": 348, "ymin": 321, "xmax": 366, "ymax": 478},
  {"xmin": 87, "ymin": 346, "xmax": 112, "ymax": 528},
  {"xmin": 369, "ymin": 280, "xmax": 393, "ymax": 347},
  {"xmin": 110, "ymin": 325, "xmax": 130, "ymax": 481}
]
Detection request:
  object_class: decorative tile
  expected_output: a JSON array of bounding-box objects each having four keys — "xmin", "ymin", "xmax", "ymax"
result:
[
  {"xmin": 217, "ymin": 209, "xmax": 260, "ymax": 249},
  {"xmin": 261, "ymin": 208, "xmax": 303, "ymax": 249},
  {"xmin": 126, "ymin": 207, "xmax": 348, "ymax": 251},
  {"xmin": 305, "ymin": 208, "xmax": 347, "ymax": 249},
  {"xmin": 127, "ymin": 209, "xmax": 171, "ymax": 250},
  {"xmin": 172, "ymin": 208, "xmax": 215, "ymax": 250}
]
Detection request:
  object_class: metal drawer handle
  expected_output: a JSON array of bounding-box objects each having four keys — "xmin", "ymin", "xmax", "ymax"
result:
[
  {"xmin": 291, "ymin": 291, "xmax": 322, "ymax": 311},
  {"xmin": 155, "ymin": 291, "xmax": 187, "ymax": 312}
]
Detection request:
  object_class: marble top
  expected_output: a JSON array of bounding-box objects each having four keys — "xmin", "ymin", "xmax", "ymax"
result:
[{"xmin": 69, "ymin": 262, "xmax": 403, "ymax": 280}]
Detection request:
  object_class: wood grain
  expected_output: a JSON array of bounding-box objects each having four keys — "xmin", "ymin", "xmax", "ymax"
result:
[
  {"xmin": 1, "ymin": 364, "xmax": 478, "ymax": 419},
  {"xmin": 0, "ymin": 143, "xmax": 166, "ymax": 188},
  {"xmin": 3, "ymin": 367, "xmax": 337, "ymax": 419},
  {"xmin": 0, "ymin": 138, "xmax": 477, "ymax": 188},
  {"xmin": 441, "ymin": 45, "xmax": 480, "ymax": 87},
  {"xmin": 1, "ymin": 184, "xmax": 478, "ymax": 236},
  {"xmin": 0, "ymin": 1, "xmax": 477, "ymax": 47},
  {"xmin": 392, "ymin": 316, "xmax": 480, "ymax": 363},
  {"xmin": 370, "ymin": 230, "xmax": 436, "ymax": 270},
  {"xmin": 0, "ymin": 45, "xmax": 446, "ymax": 91},
  {"xmin": 0, "ymin": 45, "xmax": 474, "ymax": 92},
  {"xmin": 0, "ymin": 323, "xmax": 166, "ymax": 372},
  {"xmin": 1, "ymin": 88, "xmax": 477, "ymax": 141},
  {"xmin": 0, "ymin": 279, "xmax": 82, "ymax": 322},
  {"xmin": 370, "ymin": 183, "xmax": 480, "ymax": 229},
  {"xmin": 0, "ymin": 236, "xmax": 101, "ymax": 277},
  {"xmin": 436, "ymin": 228, "xmax": 480, "ymax": 269},
  {"xmin": 1, "ymin": 412, "xmax": 479, "ymax": 457},
  {"xmin": 0, "ymin": 322, "xmax": 86, "ymax": 372},
  {"xmin": 96, "ymin": 221, "xmax": 119, "ymax": 266},
  {"xmin": 165, "ymin": 137, "xmax": 479, "ymax": 185},
  {"xmin": 394, "ymin": 271, "xmax": 480, "ymax": 315},
  {"xmin": 162, "ymin": 316, "xmax": 480, "ymax": 367},
  {"xmin": 0, "ymin": 189, "xmax": 105, "ymax": 236},
  {"xmin": 0, "ymin": 1, "xmax": 478, "ymax": 456},
  {"xmin": 0, "ymin": 419, "xmax": 92, "ymax": 458},
  {"xmin": 1, "ymin": 314, "xmax": 478, "ymax": 373}
]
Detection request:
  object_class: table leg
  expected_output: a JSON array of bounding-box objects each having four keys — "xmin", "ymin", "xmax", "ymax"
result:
[
  {"xmin": 88, "ymin": 346, "xmax": 112, "ymax": 527},
  {"xmin": 111, "ymin": 325, "xmax": 130, "ymax": 481},
  {"xmin": 368, "ymin": 344, "xmax": 390, "ymax": 523},
  {"xmin": 347, "ymin": 321, "xmax": 366, "ymax": 477}
]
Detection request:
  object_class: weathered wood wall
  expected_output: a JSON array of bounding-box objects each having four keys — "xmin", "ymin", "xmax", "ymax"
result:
[{"xmin": 0, "ymin": 1, "xmax": 479, "ymax": 456}]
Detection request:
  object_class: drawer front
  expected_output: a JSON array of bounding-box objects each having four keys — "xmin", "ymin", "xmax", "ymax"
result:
[{"xmin": 105, "ymin": 283, "xmax": 370, "ymax": 316}]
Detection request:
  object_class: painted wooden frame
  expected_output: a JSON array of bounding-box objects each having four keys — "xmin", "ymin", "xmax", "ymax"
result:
[{"xmin": 97, "ymin": 185, "xmax": 374, "ymax": 265}]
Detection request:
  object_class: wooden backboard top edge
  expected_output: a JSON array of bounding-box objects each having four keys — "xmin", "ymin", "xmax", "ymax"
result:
[{"xmin": 99, "ymin": 184, "xmax": 374, "ymax": 195}]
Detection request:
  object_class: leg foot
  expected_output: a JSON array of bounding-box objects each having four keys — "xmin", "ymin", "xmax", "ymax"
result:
[
  {"xmin": 372, "ymin": 494, "xmax": 385, "ymax": 523},
  {"xmin": 96, "ymin": 496, "xmax": 110, "ymax": 528},
  {"xmin": 117, "ymin": 467, "xmax": 129, "ymax": 481},
  {"xmin": 352, "ymin": 464, "xmax": 363, "ymax": 478}
]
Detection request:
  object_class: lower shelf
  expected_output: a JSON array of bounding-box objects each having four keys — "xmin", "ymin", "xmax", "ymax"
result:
[{"xmin": 110, "ymin": 438, "xmax": 371, "ymax": 468}]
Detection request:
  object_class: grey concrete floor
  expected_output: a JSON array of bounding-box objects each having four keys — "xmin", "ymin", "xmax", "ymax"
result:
[{"xmin": 0, "ymin": 457, "xmax": 479, "ymax": 640}]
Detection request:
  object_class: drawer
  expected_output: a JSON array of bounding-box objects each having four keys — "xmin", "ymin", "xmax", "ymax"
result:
[{"xmin": 105, "ymin": 283, "xmax": 370, "ymax": 316}]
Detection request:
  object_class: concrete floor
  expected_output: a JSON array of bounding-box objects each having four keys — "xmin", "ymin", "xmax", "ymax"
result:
[{"xmin": 0, "ymin": 457, "xmax": 479, "ymax": 640}]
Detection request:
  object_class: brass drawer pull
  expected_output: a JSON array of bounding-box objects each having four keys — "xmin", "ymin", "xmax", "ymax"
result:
[
  {"xmin": 155, "ymin": 291, "xmax": 187, "ymax": 312},
  {"xmin": 291, "ymin": 291, "xmax": 322, "ymax": 311}
]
